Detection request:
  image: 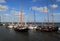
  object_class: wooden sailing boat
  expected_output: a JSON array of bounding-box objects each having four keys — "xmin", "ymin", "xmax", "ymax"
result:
[
  {"xmin": 51, "ymin": 0, "xmax": 58, "ymax": 31},
  {"xmin": 14, "ymin": 0, "xmax": 28, "ymax": 32},
  {"xmin": 33, "ymin": 10, "xmax": 37, "ymax": 29},
  {"xmin": 36, "ymin": 1, "xmax": 52, "ymax": 31},
  {"xmin": 28, "ymin": 8, "xmax": 37, "ymax": 29},
  {"xmin": 7, "ymin": 14, "xmax": 13, "ymax": 29},
  {"xmin": 46, "ymin": 0, "xmax": 58, "ymax": 32}
]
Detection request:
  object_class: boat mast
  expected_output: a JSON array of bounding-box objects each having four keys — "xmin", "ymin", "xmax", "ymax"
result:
[
  {"xmin": 2, "ymin": 16, "xmax": 4, "ymax": 23},
  {"xmin": 0, "ymin": 16, "xmax": 1, "ymax": 23},
  {"xmin": 46, "ymin": 1, "xmax": 50, "ymax": 27},
  {"xmin": 44, "ymin": 15, "xmax": 46, "ymax": 26},
  {"xmin": 34, "ymin": 10, "xmax": 36, "ymax": 25},
  {"xmin": 8, "ymin": 15, "xmax": 10, "ymax": 22},
  {"xmin": 43, "ymin": 7, "xmax": 46, "ymax": 26},
  {"xmin": 20, "ymin": 0, "xmax": 23, "ymax": 26},
  {"xmin": 28, "ymin": 14, "xmax": 30, "ymax": 26},
  {"xmin": 31, "ymin": 8, "xmax": 36, "ymax": 26},
  {"xmin": 13, "ymin": 9, "xmax": 16, "ymax": 24},
  {"xmin": 12, "ymin": 8, "xmax": 16, "ymax": 24},
  {"xmin": 51, "ymin": 0, "xmax": 54, "ymax": 27}
]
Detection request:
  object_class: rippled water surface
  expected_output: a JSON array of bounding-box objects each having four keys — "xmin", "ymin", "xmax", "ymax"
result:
[{"xmin": 0, "ymin": 26, "xmax": 60, "ymax": 41}]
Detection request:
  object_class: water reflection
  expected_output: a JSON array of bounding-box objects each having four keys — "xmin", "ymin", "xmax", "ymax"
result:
[{"xmin": 0, "ymin": 26, "xmax": 60, "ymax": 41}]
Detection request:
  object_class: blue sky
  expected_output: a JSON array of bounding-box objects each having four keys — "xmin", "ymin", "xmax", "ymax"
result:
[{"xmin": 0, "ymin": 0, "xmax": 60, "ymax": 22}]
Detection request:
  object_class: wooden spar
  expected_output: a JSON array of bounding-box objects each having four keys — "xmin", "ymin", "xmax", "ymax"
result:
[
  {"xmin": 34, "ymin": 10, "xmax": 36, "ymax": 25},
  {"xmin": 53, "ymin": 14, "xmax": 60, "ymax": 22},
  {"xmin": 6, "ymin": 14, "xmax": 10, "ymax": 24},
  {"xmin": 8, "ymin": 15, "xmax": 10, "ymax": 22},
  {"xmin": 46, "ymin": 1, "xmax": 50, "ymax": 27},
  {"xmin": 44, "ymin": 13, "xmax": 46, "ymax": 26},
  {"xmin": 14, "ymin": 9, "xmax": 16, "ymax": 24},
  {"xmin": 43, "ymin": 7, "xmax": 46, "ymax": 26},
  {"xmin": 11, "ymin": 9, "xmax": 15, "ymax": 24},
  {"xmin": 51, "ymin": 0, "xmax": 54, "ymax": 27},
  {"xmin": 20, "ymin": 0, "xmax": 23, "ymax": 26},
  {"xmin": 1, "ymin": 16, "xmax": 2, "ymax": 22},
  {"xmin": 0, "ymin": 16, "xmax": 1, "ymax": 23},
  {"xmin": 27, "ymin": 9, "xmax": 32, "ymax": 26},
  {"xmin": 13, "ymin": 9, "xmax": 20, "ymax": 24},
  {"xmin": 8, "ymin": 11, "xmax": 10, "ymax": 23},
  {"xmin": 3, "ymin": 16, "xmax": 4, "ymax": 23},
  {"xmin": 31, "ymin": 8, "xmax": 36, "ymax": 25},
  {"xmin": 28, "ymin": 14, "xmax": 30, "ymax": 25}
]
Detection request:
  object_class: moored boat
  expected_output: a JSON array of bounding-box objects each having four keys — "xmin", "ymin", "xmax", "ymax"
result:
[
  {"xmin": 14, "ymin": 26, "xmax": 28, "ymax": 32},
  {"xmin": 7, "ymin": 24, "xmax": 13, "ymax": 29}
]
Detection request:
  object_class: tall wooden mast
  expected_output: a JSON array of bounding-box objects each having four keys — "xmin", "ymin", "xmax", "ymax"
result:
[
  {"xmin": 34, "ymin": 10, "xmax": 36, "ymax": 25},
  {"xmin": 51, "ymin": 0, "xmax": 54, "ymax": 27},
  {"xmin": 28, "ymin": 14, "xmax": 30, "ymax": 25},
  {"xmin": 20, "ymin": 0, "xmax": 23, "ymax": 26},
  {"xmin": 46, "ymin": 1, "xmax": 50, "ymax": 27},
  {"xmin": 43, "ymin": 7, "xmax": 46, "ymax": 26},
  {"xmin": 44, "ymin": 15, "xmax": 46, "ymax": 25},
  {"xmin": 0, "ymin": 16, "xmax": 1, "ymax": 22}
]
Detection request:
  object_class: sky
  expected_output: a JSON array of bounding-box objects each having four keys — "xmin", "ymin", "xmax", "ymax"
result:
[{"xmin": 0, "ymin": 0, "xmax": 60, "ymax": 22}]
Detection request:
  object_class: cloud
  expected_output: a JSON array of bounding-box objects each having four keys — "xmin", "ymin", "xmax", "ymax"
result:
[
  {"xmin": 0, "ymin": 0, "xmax": 6, "ymax": 3},
  {"xmin": 11, "ymin": 9, "xmax": 19, "ymax": 15},
  {"xmin": 51, "ymin": 4, "xmax": 58, "ymax": 8},
  {"xmin": 30, "ymin": 6, "xmax": 48, "ymax": 13},
  {"xmin": 32, "ymin": 0, "xmax": 40, "ymax": 2},
  {"xmin": 11, "ymin": 9, "xmax": 25, "ymax": 16},
  {"xmin": 0, "ymin": 5, "xmax": 8, "ymax": 12},
  {"xmin": 32, "ymin": 0, "xmax": 37, "ymax": 2},
  {"xmin": 5, "ymin": 14, "xmax": 10, "ymax": 16},
  {"xmin": 57, "ymin": 0, "xmax": 60, "ymax": 2},
  {"xmin": 14, "ymin": 11, "xmax": 20, "ymax": 15}
]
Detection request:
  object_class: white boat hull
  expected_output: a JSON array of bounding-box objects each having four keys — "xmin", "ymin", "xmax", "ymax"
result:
[
  {"xmin": 8, "ymin": 25, "xmax": 13, "ymax": 29},
  {"xmin": 13, "ymin": 25, "xmax": 18, "ymax": 28},
  {"xmin": 58, "ymin": 27, "xmax": 60, "ymax": 30},
  {"xmin": 28, "ymin": 26, "xmax": 37, "ymax": 29}
]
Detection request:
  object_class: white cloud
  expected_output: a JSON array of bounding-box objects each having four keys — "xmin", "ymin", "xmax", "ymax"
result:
[
  {"xmin": 14, "ymin": 11, "xmax": 20, "ymax": 15},
  {"xmin": 57, "ymin": 0, "xmax": 60, "ymax": 2},
  {"xmin": 5, "ymin": 14, "xmax": 10, "ymax": 16},
  {"xmin": 0, "ymin": 5, "xmax": 8, "ymax": 12},
  {"xmin": 33, "ymin": 0, "xmax": 37, "ymax": 2},
  {"xmin": 0, "ymin": 0, "xmax": 6, "ymax": 3},
  {"xmin": 11, "ymin": 10, "xmax": 24, "ymax": 16},
  {"xmin": 32, "ymin": 0, "xmax": 41, "ymax": 2},
  {"xmin": 11, "ymin": 9, "xmax": 19, "ymax": 15},
  {"xmin": 30, "ymin": 6, "xmax": 48, "ymax": 13},
  {"xmin": 51, "ymin": 4, "xmax": 58, "ymax": 8},
  {"xmin": 14, "ymin": 11, "xmax": 25, "ymax": 20}
]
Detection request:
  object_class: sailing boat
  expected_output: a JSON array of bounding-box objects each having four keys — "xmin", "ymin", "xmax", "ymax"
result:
[
  {"xmin": 28, "ymin": 9, "xmax": 37, "ymax": 29},
  {"xmin": 14, "ymin": 20, "xmax": 28, "ymax": 32},
  {"xmin": 7, "ymin": 24, "xmax": 13, "ymax": 29},
  {"xmin": 51, "ymin": 0, "xmax": 59, "ymax": 32},
  {"xmin": 14, "ymin": 0, "xmax": 28, "ymax": 32},
  {"xmin": 5, "ymin": 14, "xmax": 13, "ymax": 29},
  {"xmin": 32, "ymin": 10, "xmax": 37, "ymax": 29},
  {"xmin": 8, "ymin": 17, "xmax": 14, "ymax": 29}
]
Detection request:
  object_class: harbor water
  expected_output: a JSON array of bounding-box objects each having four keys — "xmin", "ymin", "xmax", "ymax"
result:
[{"xmin": 0, "ymin": 26, "xmax": 60, "ymax": 41}]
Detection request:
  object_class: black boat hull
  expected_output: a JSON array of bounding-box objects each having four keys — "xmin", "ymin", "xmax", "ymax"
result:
[{"xmin": 14, "ymin": 28, "xmax": 28, "ymax": 32}]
